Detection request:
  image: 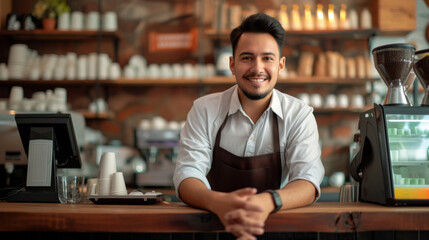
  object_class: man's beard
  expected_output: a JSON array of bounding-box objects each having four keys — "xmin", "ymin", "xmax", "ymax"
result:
[
  {"xmin": 238, "ymin": 84, "xmax": 273, "ymax": 100},
  {"xmin": 238, "ymin": 74, "xmax": 273, "ymax": 100}
]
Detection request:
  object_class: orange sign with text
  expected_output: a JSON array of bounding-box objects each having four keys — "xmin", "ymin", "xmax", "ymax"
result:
[{"xmin": 149, "ymin": 29, "xmax": 198, "ymax": 52}]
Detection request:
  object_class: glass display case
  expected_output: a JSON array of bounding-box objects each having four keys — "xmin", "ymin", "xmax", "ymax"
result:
[
  {"xmin": 351, "ymin": 104, "xmax": 429, "ymax": 205},
  {"xmin": 386, "ymin": 112, "xmax": 429, "ymax": 200}
]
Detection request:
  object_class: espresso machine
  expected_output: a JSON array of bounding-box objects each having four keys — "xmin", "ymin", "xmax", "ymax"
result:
[
  {"xmin": 133, "ymin": 128, "xmax": 180, "ymax": 187},
  {"xmin": 351, "ymin": 44, "xmax": 429, "ymax": 206}
]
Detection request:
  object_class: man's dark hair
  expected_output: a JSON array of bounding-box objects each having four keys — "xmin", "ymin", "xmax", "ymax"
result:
[{"xmin": 230, "ymin": 13, "xmax": 285, "ymax": 57}]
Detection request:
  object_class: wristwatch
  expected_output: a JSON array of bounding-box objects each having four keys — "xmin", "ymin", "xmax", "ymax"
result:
[{"xmin": 264, "ymin": 190, "xmax": 282, "ymax": 213}]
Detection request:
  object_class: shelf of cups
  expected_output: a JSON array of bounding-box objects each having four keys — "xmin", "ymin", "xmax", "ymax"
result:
[
  {"xmin": 0, "ymin": 80, "xmax": 101, "ymax": 86},
  {"xmin": 111, "ymin": 76, "xmax": 376, "ymax": 86},
  {"xmin": 0, "ymin": 76, "xmax": 377, "ymax": 87},
  {"xmin": 0, "ymin": 30, "xmax": 121, "ymax": 41},
  {"xmin": 205, "ymin": 28, "xmax": 378, "ymax": 40}
]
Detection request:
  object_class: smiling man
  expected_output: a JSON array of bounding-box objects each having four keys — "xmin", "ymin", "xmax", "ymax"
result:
[{"xmin": 174, "ymin": 13, "xmax": 324, "ymax": 240}]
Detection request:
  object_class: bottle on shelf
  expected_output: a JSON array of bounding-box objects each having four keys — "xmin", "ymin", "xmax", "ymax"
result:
[
  {"xmin": 316, "ymin": 4, "xmax": 326, "ymax": 30},
  {"xmin": 291, "ymin": 4, "xmax": 302, "ymax": 30},
  {"xmin": 339, "ymin": 4, "xmax": 350, "ymax": 29},
  {"xmin": 327, "ymin": 4, "xmax": 338, "ymax": 30},
  {"xmin": 278, "ymin": 4, "xmax": 290, "ymax": 30},
  {"xmin": 303, "ymin": 4, "xmax": 314, "ymax": 30}
]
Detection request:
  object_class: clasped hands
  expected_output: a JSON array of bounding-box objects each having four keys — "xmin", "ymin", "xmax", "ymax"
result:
[{"xmin": 213, "ymin": 188, "xmax": 273, "ymax": 240}]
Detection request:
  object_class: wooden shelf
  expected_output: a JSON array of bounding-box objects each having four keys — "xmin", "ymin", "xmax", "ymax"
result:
[
  {"xmin": 0, "ymin": 30, "xmax": 121, "ymax": 41},
  {"xmin": 205, "ymin": 28, "xmax": 379, "ymax": 40},
  {"xmin": 0, "ymin": 77, "xmax": 378, "ymax": 86}
]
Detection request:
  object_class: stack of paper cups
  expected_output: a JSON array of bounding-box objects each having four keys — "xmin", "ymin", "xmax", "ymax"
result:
[
  {"xmin": 98, "ymin": 152, "xmax": 117, "ymax": 195},
  {"xmin": 8, "ymin": 44, "xmax": 28, "ymax": 79},
  {"xmin": 110, "ymin": 172, "xmax": 128, "ymax": 195}
]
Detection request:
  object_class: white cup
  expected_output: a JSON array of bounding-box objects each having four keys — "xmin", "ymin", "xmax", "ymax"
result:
[
  {"xmin": 160, "ymin": 64, "xmax": 173, "ymax": 79},
  {"xmin": 351, "ymin": 94, "xmax": 365, "ymax": 108},
  {"xmin": 28, "ymin": 66, "xmax": 40, "ymax": 80},
  {"xmin": 34, "ymin": 100, "xmax": 46, "ymax": 112},
  {"xmin": 310, "ymin": 93, "xmax": 323, "ymax": 108},
  {"xmin": 85, "ymin": 11, "xmax": 100, "ymax": 30},
  {"xmin": 98, "ymin": 53, "xmax": 111, "ymax": 80},
  {"xmin": 136, "ymin": 66, "xmax": 146, "ymax": 78},
  {"xmin": 183, "ymin": 63, "xmax": 195, "ymax": 78},
  {"xmin": 97, "ymin": 178, "xmax": 111, "ymax": 196},
  {"xmin": 329, "ymin": 171, "xmax": 345, "ymax": 188},
  {"xmin": 9, "ymin": 86, "xmax": 24, "ymax": 102},
  {"xmin": 151, "ymin": 116, "xmax": 167, "ymax": 130},
  {"xmin": 109, "ymin": 62, "xmax": 121, "ymax": 80},
  {"xmin": 205, "ymin": 64, "xmax": 216, "ymax": 77},
  {"xmin": 102, "ymin": 11, "xmax": 118, "ymax": 31},
  {"xmin": 123, "ymin": 65, "xmax": 136, "ymax": 78},
  {"xmin": 0, "ymin": 100, "xmax": 7, "ymax": 111},
  {"xmin": 172, "ymin": 64, "xmax": 183, "ymax": 78},
  {"xmin": 129, "ymin": 54, "xmax": 146, "ymax": 69},
  {"xmin": 87, "ymin": 53, "xmax": 97, "ymax": 80},
  {"xmin": 8, "ymin": 64, "xmax": 25, "ymax": 79},
  {"xmin": 86, "ymin": 178, "xmax": 98, "ymax": 196},
  {"xmin": 70, "ymin": 11, "xmax": 84, "ymax": 30},
  {"xmin": 20, "ymin": 99, "xmax": 34, "ymax": 112},
  {"xmin": 53, "ymin": 64, "xmax": 66, "ymax": 80},
  {"xmin": 0, "ymin": 63, "xmax": 8, "ymax": 80},
  {"xmin": 298, "ymin": 93, "xmax": 310, "ymax": 105},
  {"xmin": 98, "ymin": 152, "xmax": 117, "ymax": 179},
  {"xmin": 65, "ymin": 63, "xmax": 76, "ymax": 80},
  {"xmin": 54, "ymin": 87, "xmax": 67, "ymax": 103},
  {"xmin": 57, "ymin": 12, "xmax": 70, "ymax": 30},
  {"xmin": 337, "ymin": 94, "xmax": 349, "ymax": 108},
  {"xmin": 325, "ymin": 94, "xmax": 337, "ymax": 108},
  {"xmin": 147, "ymin": 64, "xmax": 160, "ymax": 78},
  {"xmin": 195, "ymin": 64, "xmax": 205, "ymax": 78},
  {"xmin": 77, "ymin": 55, "xmax": 88, "ymax": 80},
  {"xmin": 110, "ymin": 172, "xmax": 127, "ymax": 195},
  {"xmin": 8, "ymin": 44, "xmax": 28, "ymax": 66},
  {"xmin": 139, "ymin": 119, "xmax": 151, "ymax": 130}
]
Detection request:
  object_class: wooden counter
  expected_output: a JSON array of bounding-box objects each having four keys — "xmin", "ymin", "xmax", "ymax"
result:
[{"xmin": 1, "ymin": 201, "xmax": 429, "ymax": 233}]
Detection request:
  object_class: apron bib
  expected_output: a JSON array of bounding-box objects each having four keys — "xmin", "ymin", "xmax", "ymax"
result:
[{"xmin": 207, "ymin": 113, "xmax": 282, "ymax": 193}]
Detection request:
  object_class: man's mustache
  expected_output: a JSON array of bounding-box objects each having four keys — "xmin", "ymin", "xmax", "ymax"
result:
[{"xmin": 243, "ymin": 74, "xmax": 271, "ymax": 80}]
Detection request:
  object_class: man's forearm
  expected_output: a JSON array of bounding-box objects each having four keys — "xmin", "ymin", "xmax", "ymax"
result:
[
  {"xmin": 178, "ymin": 177, "xmax": 220, "ymax": 212},
  {"xmin": 277, "ymin": 179, "xmax": 317, "ymax": 211}
]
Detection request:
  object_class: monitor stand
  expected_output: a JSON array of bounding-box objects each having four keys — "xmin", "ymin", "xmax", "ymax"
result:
[{"xmin": 7, "ymin": 127, "xmax": 59, "ymax": 203}]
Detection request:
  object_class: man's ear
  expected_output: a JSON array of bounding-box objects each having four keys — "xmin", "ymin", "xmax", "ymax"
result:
[
  {"xmin": 279, "ymin": 56, "xmax": 286, "ymax": 71},
  {"xmin": 229, "ymin": 56, "xmax": 235, "ymax": 75}
]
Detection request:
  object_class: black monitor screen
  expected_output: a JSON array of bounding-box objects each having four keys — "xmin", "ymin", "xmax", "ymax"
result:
[{"xmin": 15, "ymin": 113, "xmax": 82, "ymax": 169}]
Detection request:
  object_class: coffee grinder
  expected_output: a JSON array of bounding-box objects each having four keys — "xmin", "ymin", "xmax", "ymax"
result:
[
  {"xmin": 349, "ymin": 43, "xmax": 429, "ymax": 206},
  {"xmin": 372, "ymin": 43, "xmax": 415, "ymax": 106},
  {"xmin": 414, "ymin": 49, "xmax": 429, "ymax": 106}
]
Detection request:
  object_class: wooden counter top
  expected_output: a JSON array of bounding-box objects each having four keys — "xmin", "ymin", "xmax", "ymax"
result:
[{"xmin": 1, "ymin": 201, "xmax": 429, "ymax": 233}]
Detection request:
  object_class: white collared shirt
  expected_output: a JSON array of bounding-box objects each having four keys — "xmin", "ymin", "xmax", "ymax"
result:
[{"xmin": 173, "ymin": 85, "xmax": 325, "ymax": 200}]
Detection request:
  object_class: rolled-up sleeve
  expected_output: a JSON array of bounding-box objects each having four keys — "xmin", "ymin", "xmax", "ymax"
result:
[
  {"xmin": 283, "ymin": 106, "xmax": 325, "ymax": 201},
  {"xmin": 173, "ymin": 102, "xmax": 213, "ymax": 200}
]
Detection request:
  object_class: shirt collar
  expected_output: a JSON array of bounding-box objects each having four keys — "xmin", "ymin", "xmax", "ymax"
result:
[{"xmin": 228, "ymin": 85, "xmax": 284, "ymax": 120}]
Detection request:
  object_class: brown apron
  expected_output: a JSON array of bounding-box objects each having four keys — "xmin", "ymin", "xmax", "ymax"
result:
[{"xmin": 207, "ymin": 112, "xmax": 282, "ymax": 193}]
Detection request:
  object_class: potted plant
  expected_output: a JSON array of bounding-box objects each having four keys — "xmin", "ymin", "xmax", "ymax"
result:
[{"xmin": 32, "ymin": 0, "xmax": 70, "ymax": 30}]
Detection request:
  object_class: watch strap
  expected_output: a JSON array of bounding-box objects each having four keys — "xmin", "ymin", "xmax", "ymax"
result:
[{"xmin": 264, "ymin": 189, "xmax": 282, "ymax": 213}]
